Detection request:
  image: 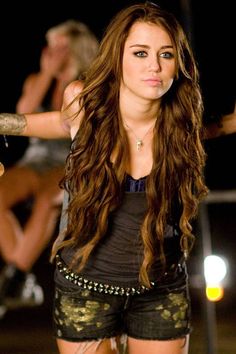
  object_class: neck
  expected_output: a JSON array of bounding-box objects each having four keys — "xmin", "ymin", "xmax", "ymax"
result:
[
  {"xmin": 123, "ymin": 119, "xmax": 156, "ymax": 151},
  {"xmin": 119, "ymin": 89, "xmax": 160, "ymax": 126}
]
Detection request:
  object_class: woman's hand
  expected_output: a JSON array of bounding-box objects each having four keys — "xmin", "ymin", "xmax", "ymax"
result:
[{"xmin": 40, "ymin": 44, "xmax": 70, "ymax": 78}]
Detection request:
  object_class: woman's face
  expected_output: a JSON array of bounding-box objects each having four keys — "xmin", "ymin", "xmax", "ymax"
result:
[
  {"xmin": 46, "ymin": 33, "xmax": 78, "ymax": 81},
  {"xmin": 47, "ymin": 33, "xmax": 69, "ymax": 50},
  {"xmin": 121, "ymin": 21, "xmax": 176, "ymax": 102}
]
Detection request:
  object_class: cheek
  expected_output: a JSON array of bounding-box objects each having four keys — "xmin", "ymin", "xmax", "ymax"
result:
[
  {"xmin": 123, "ymin": 61, "xmax": 138, "ymax": 84},
  {"xmin": 166, "ymin": 78, "xmax": 174, "ymax": 91},
  {"xmin": 162, "ymin": 58, "xmax": 176, "ymax": 79},
  {"xmin": 163, "ymin": 70, "xmax": 176, "ymax": 88},
  {"xmin": 170, "ymin": 63, "xmax": 177, "ymax": 79}
]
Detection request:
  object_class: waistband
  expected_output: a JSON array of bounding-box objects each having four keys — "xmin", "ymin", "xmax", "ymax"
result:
[{"xmin": 55, "ymin": 254, "xmax": 185, "ymax": 297}]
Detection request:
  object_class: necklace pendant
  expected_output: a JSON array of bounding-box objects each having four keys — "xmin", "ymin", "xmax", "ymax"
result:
[{"xmin": 136, "ymin": 139, "xmax": 143, "ymax": 151}]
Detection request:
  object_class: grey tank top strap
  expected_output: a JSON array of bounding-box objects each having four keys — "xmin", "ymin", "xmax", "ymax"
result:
[
  {"xmin": 53, "ymin": 190, "xmax": 69, "ymax": 252},
  {"xmin": 59, "ymin": 190, "xmax": 69, "ymax": 234}
]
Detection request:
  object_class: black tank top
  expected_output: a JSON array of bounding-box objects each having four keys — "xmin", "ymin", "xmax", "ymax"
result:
[{"xmin": 56, "ymin": 174, "xmax": 182, "ymax": 288}]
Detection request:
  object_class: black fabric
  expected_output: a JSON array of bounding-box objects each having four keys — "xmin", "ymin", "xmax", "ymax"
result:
[
  {"xmin": 54, "ymin": 267, "xmax": 191, "ymax": 342},
  {"xmin": 56, "ymin": 175, "xmax": 182, "ymax": 288}
]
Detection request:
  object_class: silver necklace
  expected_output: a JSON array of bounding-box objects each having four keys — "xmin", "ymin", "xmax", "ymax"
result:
[{"xmin": 124, "ymin": 121, "xmax": 156, "ymax": 151}]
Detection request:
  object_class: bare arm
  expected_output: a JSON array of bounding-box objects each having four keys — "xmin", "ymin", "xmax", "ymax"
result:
[
  {"xmin": 204, "ymin": 111, "xmax": 236, "ymax": 139},
  {"xmin": 0, "ymin": 80, "xmax": 84, "ymax": 139},
  {"xmin": 0, "ymin": 111, "xmax": 69, "ymax": 139},
  {"xmin": 16, "ymin": 74, "xmax": 54, "ymax": 113}
]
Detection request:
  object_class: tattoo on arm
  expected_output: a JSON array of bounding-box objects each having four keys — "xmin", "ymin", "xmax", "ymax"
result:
[{"xmin": 0, "ymin": 113, "xmax": 27, "ymax": 135}]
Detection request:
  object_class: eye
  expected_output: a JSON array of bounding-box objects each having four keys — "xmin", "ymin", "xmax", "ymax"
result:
[
  {"xmin": 160, "ymin": 52, "xmax": 174, "ymax": 59},
  {"xmin": 134, "ymin": 51, "xmax": 147, "ymax": 57}
]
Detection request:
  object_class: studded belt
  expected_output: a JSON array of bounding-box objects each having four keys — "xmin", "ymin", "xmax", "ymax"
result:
[
  {"xmin": 55, "ymin": 254, "xmax": 184, "ymax": 297},
  {"xmin": 55, "ymin": 254, "xmax": 154, "ymax": 296}
]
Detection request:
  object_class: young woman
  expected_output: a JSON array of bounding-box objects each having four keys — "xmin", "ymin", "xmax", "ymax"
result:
[{"xmin": 0, "ymin": 3, "xmax": 208, "ymax": 353}]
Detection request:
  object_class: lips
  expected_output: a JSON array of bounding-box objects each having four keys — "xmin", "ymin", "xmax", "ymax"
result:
[{"xmin": 143, "ymin": 79, "xmax": 162, "ymax": 86}]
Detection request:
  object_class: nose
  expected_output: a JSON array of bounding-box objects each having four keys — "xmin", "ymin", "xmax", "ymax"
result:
[{"xmin": 148, "ymin": 56, "xmax": 161, "ymax": 72}]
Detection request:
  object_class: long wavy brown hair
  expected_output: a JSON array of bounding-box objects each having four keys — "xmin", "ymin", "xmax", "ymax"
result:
[{"xmin": 52, "ymin": 2, "xmax": 208, "ymax": 287}]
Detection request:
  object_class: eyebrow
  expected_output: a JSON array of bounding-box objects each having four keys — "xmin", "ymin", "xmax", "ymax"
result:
[{"xmin": 129, "ymin": 44, "xmax": 173, "ymax": 49}]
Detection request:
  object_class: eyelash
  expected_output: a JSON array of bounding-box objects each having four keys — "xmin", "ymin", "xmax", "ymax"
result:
[
  {"xmin": 134, "ymin": 51, "xmax": 174, "ymax": 59},
  {"xmin": 160, "ymin": 52, "xmax": 174, "ymax": 59},
  {"xmin": 134, "ymin": 51, "xmax": 147, "ymax": 57}
]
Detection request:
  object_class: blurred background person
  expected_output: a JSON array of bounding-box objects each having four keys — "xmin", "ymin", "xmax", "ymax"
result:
[{"xmin": 0, "ymin": 19, "xmax": 98, "ymax": 318}]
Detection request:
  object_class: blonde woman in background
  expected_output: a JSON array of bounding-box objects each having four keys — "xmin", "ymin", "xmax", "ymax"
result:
[{"xmin": 0, "ymin": 20, "xmax": 98, "ymax": 318}]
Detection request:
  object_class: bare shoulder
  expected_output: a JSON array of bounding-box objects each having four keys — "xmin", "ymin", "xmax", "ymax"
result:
[
  {"xmin": 61, "ymin": 80, "xmax": 85, "ymax": 138},
  {"xmin": 63, "ymin": 80, "xmax": 84, "ymax": 105}
]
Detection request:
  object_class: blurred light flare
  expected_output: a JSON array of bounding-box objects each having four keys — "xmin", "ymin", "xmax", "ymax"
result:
[{"xmin": 204, "ymin": 255, "xmax": 228, "ymax": 302}]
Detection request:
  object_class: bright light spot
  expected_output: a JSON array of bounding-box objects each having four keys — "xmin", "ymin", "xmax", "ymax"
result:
[
  {"xmin": 206, "ymin": 286, "xmax": 224, "ymax": 302},
  {"xmin": 204, "ymin": 255, "xmax": 227, "ymax": 285}
]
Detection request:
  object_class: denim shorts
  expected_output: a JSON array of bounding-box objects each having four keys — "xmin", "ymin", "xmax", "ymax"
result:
[{"xmin": 53, "ymin": 267, "xmax": 191, "ymax": 342}]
